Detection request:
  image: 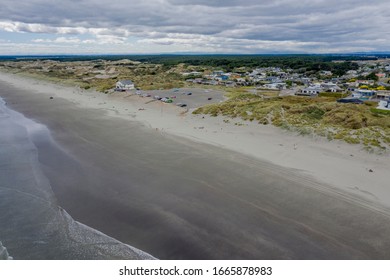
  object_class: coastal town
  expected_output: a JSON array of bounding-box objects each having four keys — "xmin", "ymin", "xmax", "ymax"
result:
[
  {"xmin": 1, "ymin": 57, "xmax": 390, "ymax": 108},
  {"xmin": 184, "ymin": 61, "xmax": 390, "ymax": 109}
]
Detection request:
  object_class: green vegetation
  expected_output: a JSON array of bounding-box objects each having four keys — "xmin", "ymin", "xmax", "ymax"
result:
[
  {"xmin": 357, "ymin": 72, "xmax": 379, "ymax": 81},
  {"xmin": 1, "ymin": 54, "xmax": 368, "ymax": 75},
  {"xmin": 318, "ymin": 92, "xmax": 346, "ymax": 98},
  {"xmin": 370, "ymin": 108, "xmax": 390, "ymax": 116},
  {"xmin": 194, "ymin": 92, "xmax": 390, "ymax": 151},
  {"xmin": 128, "ymin": 55, "xmax": 361, "ymax": 75}
]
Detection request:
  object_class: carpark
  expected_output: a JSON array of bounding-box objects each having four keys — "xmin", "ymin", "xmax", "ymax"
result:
[{"xmin": 134, "ymin": 87, "xmax": 226, "ymax": 109}]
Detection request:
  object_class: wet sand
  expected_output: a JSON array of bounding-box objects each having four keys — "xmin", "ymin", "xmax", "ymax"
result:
[
  {"xmin": 2, "ymin": 78, "xmax": 390, "ymax": 259},
  {"xmin": 0, "ymin": 93, "xmax": 154, "ymax": 260}
]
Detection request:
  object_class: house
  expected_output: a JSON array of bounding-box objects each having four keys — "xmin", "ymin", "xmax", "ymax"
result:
[
  {"xmin": 377, "ymin": 100, "xmax": 390, "ymax": 110},
  {"xmin": 215, "ymin": 75, "xmax": 229, "ymax": 81},
  {"xmin": 225, "ymin": 81, "xmax": 237, "ymax": 87},
  {"xmin": 321, "ymin": 82, "xmax": 342, "ymax": 92},
  {"xmin": 376, "ymin": 91, "xmax": 390, "ymax": 100},
  {"xmin": 230, "ymin": 73, "xmax": 243, "ymax": 80},
  {"xmin": 116, "ymin": 80, "xmax": 135, "ymax": 91},
  {"xmin": 212, "ymin": 70, "xmax": 225, "ymax": 76},
  {"xmin": 263, "ymin": 83, "xmax": 287, "ymax": 90},
  {"xmin": 203, "ymin": 80, "xmax": 219, "ymax": 86},
  {"xmin": 352, "ymin": 89, "xmax": 376, "ymax": 99},
  {"xmin": 300, "ymin": 77, "xmax": 311, "ymax": 85},
  {"xmin": 266, "ymin": 76, "xmax": 282, "ymax": 83},
  {"xmin": 375, "ymin": 73, "xmax": 386, "ymax": 79},
  {"xmin": 234, "ymin": 78, "xmax": 248, "ymax": 86},
  {"xmin": 328, "ymin": 86, "xmax": 342, "ymax": 93},
  {"xmin": 297, "ymin": 85, "xmax": 322, "ymax": 96},
  {"xmin": 189, "ymin": 78, "xmax": 204, "ymax": 84},
  {"xmin": 356, "ymin": 79, "xmax": 375, "ymax": 86}
]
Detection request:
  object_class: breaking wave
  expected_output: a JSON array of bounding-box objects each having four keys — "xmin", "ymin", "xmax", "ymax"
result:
[{"xmin": 0, "ymin": 242, "xmax": 12, "ymax": 260}]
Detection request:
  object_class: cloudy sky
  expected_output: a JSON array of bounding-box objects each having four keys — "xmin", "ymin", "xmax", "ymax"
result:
[{"xmin": 0, "ymin": 0, "xmax": 389, "ymax": 54}]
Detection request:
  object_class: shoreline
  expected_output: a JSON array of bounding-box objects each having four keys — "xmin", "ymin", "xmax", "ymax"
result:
[{"xmin": 1, "ymin": 71, "xmax": 389, "ymax": 210}]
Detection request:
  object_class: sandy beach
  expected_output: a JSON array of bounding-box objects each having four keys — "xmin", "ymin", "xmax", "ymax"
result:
[
  {"xmin": 1, "ymin": 72, "xmax": 389, "ymax": 208},
  {"xmin": 1, "ymin": 71, "xmax": 390, "ymax": 259}
]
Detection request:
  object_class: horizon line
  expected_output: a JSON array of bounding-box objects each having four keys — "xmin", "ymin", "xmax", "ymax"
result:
[{"xmin": 1, "ymin": 52, "xmax": 390, "ymax": 57}]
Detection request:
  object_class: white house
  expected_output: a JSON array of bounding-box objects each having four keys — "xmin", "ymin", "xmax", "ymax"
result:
[
  {"xmin": 328, "ymin": 86, "xmax": 342, "ymax": 92},
  {"xmin": 321, "ymin": 82, "xmax": 342, "ymax": 92},
  {"xmin": 377, "ymin": 100, "xmax": 390, "ymax": 110},
  {"xmin": 116, "ymin": 80, "xmax": 135, "ymax": 90},
  {"xmin": 298, "ymin": 85, "xmax": 322, "ymax": 96},
  {"xmin": 377, "ymin": 91, "xmax": 390, "ymax": 100}
]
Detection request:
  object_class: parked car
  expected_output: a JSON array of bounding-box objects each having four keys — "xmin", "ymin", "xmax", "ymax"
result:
[
  {"xmin": 207, "ymin": 97, "xmax": 213, "ymax": 100},
  {"xmin": 176, "ymin": 103, "xmax": 187, "ymax": 107},
  {"xmin": 186, "ymin": 92, "xmax": 192, "ymax": 95}
]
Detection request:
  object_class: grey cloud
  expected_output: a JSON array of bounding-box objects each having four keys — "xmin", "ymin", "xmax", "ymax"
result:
[
  {"xmin": 0, "ymin": 0, "xmax": 390, "ymax": 53},
  {"xmin": 167, "ymin": 0, "xmax": 272, "ymax": 7}
]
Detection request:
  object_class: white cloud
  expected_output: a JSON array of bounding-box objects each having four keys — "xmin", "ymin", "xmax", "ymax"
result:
[{"xmin": 32, "ymin": 37, "xmax": 81, "ymax": 44}]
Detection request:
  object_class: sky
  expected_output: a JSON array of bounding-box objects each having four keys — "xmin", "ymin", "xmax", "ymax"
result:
[{"xmin": 0, "ymin": 0, "xmax": 390, "ymax": 55}]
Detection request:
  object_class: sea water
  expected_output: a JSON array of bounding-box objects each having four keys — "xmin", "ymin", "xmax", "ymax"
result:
[{"xmin": 0, "ymin": 97, "xmax": 153, "ymax": 260}]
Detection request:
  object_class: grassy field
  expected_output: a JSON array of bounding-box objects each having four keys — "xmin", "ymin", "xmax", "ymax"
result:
[{"xmin": 194, "ymin": 91, "xmax": 390, "ymax": 152}]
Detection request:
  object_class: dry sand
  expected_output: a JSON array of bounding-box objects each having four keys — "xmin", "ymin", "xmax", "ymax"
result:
[{"xmin": 1, "ymin": 71, "xmax": 389, "ymax": 209}]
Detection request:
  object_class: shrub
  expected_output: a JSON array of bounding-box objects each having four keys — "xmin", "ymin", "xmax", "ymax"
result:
[
  {"xmin": 370, "ymin": 108, "xmax": 390, "ymax": 116},
  {"xmin": 304, "ymin": 106, "xmax": 325, "ymax": 120},
  {"xmin": 318, "ymin": 92, "xmax": 344, "ymax": 98}
]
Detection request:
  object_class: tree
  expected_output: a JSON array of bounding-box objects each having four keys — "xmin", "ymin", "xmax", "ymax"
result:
[{"xmin": 365, "ymin": 72, "xmax": 378, "ymax": 81}]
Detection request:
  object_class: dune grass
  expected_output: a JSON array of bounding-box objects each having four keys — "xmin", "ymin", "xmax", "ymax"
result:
[
  {"xmin": 194, "ymin": 92, "xmax": 390, "ymax": 151},
  {"xmin": 1, "ymin": 60, "xmax": 186, "ymax": 92}
]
